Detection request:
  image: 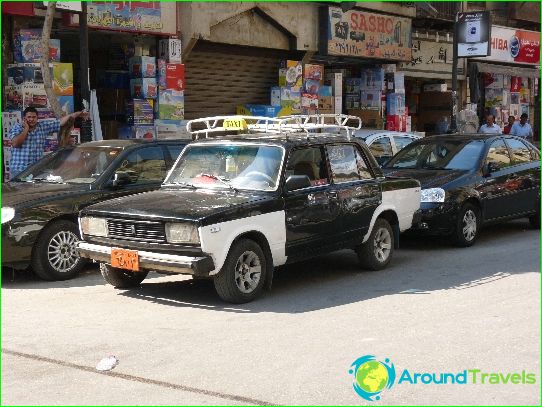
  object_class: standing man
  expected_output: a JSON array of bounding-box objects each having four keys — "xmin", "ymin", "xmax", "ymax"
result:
[
  {"xmin": 478, "ymin": 114, "xmax": 502, "ymax": 134},
  {"xmin": 511, "ymin": 113, "xmax": 534, "ymax": 141},
  {"xmin": 8, "ymin": 107, "xmax": 88, "ymax": 177},
  {"xmin": 503, "ymin": 115, "xmax": 516, "ymax": 135}
]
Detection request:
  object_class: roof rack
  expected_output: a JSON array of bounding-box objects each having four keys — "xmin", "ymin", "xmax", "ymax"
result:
[{"xmin": 185, "ymin": 114, "xmax": 362, "ymax": 140}]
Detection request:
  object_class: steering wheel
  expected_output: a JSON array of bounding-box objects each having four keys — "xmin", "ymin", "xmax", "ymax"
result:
[{"xmin": 243, "ymin": 171, "xmax": 274, "ymax": 184}]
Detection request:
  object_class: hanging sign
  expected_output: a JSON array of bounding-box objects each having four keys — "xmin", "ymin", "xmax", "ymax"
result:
[
  {"xmin": 457, "ymin": 11, "xmax": 491, "ymax": 57},
  {"xmin": 477, "ymin": 26, "xmax": 540, "ymax": 65},
  {"xmin": 319, "ymin": 6, "xmax": 412, "ymax": 61}
]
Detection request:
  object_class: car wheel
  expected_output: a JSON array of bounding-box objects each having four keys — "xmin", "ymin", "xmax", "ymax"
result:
[
  {"xmin": 452, "ymin": 203, "xmax": 480, "ymax": 247},
  {"xmin": 100, "ymin": 263, "xmax": 149, "ymax": 288},
  {"xmin": 213, "ymin": 239, "xmax": 266, "ymax": 303},
  {"xmin": 31, "ymin": 220, "xmax": 86, "ymax": 281},
  {"xmin": 356, "ymin": 218, "xmax": 394, "ymax": 271},
  {"xmin": 529, "ymin": 204, "xmax": 540, "ymax": 229}
]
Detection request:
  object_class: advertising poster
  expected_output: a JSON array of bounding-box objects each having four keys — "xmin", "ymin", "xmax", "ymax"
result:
[
  {"xmin": 457, "ymin": 11, "xmax": 491, "ymax": 57},
  {"xmin": 479, "ymin": 26, "xmax": 540, "ymax": 65},
  {"xmin": 87, "ymin": 2, "xmax": 163, "ymax": 33}
]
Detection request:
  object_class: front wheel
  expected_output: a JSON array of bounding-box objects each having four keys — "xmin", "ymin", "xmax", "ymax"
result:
[
  {"xmin": 213, "ymin": 239, "xmax": 267, "ymax": 303},
  {"xmin": 100, "ymin": 263, "xmax": 149, "ymax": 288},
  {"xmin": 356, "ymin": 218, "xmax": 394, "ymax": 271},
  {"xmin": 452, "ymin": 203, "xmax": 480, "ymax": 247}
]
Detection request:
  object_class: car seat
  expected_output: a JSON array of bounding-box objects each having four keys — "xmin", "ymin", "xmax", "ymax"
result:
[{"xmin": 293, "ymin": 161, "xmax": 319, "ymax": 180}]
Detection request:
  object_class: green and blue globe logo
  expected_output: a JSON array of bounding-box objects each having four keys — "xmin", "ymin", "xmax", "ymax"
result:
[{"xmin": 349, "ymin": 355, "xmax": 396, "ymax": 401}]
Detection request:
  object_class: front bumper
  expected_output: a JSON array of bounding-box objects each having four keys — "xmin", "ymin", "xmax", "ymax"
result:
[
  {"xmin": 77, "ymin": 242, "xmax": 215, "ymax": 276},
  {"xmin": 1, "ymin": 224, "xmax": 34, "ymax": 269},
  {"xmin": 409, "ymin": 202, "xmax": 458, "ymax": 236}
]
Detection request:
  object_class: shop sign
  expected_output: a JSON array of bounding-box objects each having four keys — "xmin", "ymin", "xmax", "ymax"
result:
[
  {"xmin": 477, "ymin": 26, "xmax": 540, "ymax": 65},
  {"xmin": 457, "ymin": 11, "xmax": 491, "ymax": 57},
  {"xmin": 320, "ymin": 6, "xmax": 412, "ymax": 61},
  {"xmin": 43, "ymin": 2, "xmax": 82, "ymax": 12},
  {"xmin": 399, "ymin": 38, "xmax": 465, "ymax": 78}
]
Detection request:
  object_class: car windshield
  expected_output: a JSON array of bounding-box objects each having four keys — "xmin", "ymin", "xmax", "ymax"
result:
[
  {"xmin": 384, "ymin": 139, "xmax": 485, "ymax": 170},
  {"xmin": 164, "ymin": 143, "xmax": 284, "ymax": 191},
  {"xmin": 13, "ymin": 146, "xmax": 122, "ymax": 184}
]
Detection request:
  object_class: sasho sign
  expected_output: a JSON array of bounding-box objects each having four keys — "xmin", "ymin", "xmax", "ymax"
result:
[
  {"xmin": 456, "ymin": 11, "xmax": 491, "ymax": 57},
  {"xmin": 319, "ymin": 6, "xmax": 412, "ymax": 61},
  {"xmin": 478, "ymin": 26, "xmax": 540, "ymax": 65}
]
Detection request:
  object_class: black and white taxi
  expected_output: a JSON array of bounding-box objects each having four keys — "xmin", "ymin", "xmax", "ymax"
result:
[{"xmin": 77, "ymin": 115, "xmax": 421, "ymax": 303}]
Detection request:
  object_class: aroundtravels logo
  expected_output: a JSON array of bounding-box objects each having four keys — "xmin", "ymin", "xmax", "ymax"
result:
[
  {"xmin": 349, "ymin": 355, "xmax": 537, "ymax": 401},
  {"xmin": 349, "ymin": 355, "xmax": 396, "ymax": 401}
]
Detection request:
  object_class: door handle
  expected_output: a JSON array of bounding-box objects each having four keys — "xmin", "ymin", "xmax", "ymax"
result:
[{"xmin": 327, "ymin": 191, "xmax": 339, "ymax": 199}]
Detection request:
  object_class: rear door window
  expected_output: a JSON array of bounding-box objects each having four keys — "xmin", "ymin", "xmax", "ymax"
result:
[
  {"xmin": 505, "ymin": 138, "xmax": 532, "ymax": 164},
  {"xmin": 327, "ymin": 144, "xmax": 361, "ymax": 183}
]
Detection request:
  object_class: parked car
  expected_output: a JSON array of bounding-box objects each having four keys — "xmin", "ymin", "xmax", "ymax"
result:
[
  {"xmin": 1, "ymin": 139, "xmax": 188, "ymax": 280},
  {"xmin": 353, "ymin": 130, "xmax": 423, "ymax": 166},
  {"xmin": 77, "ymin": 116, "xmax": 421, "ymax": 303},
  {"xmin": 382, "ymin": 134, "xmax": 540, "ymax": 247}
]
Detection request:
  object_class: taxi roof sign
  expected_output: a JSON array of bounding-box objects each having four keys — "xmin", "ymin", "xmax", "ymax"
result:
[{"xmin": 223, "ymin": 118, "xmax": 248, "ymax": 131}]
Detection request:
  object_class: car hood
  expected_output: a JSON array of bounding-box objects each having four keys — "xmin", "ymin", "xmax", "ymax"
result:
[
  {"xmin": 382, "ymin": 168, "xmax": 470, "ymax": 189},
  {"xmin": 83, "ymin": 187, "xmax": 276, "ymax": 222},
  {"xmin": 2, "ymin": 182, "xmax": 89, "ymax": 207}
]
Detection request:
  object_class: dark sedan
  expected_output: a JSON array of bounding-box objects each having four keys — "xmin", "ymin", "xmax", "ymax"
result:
[
  {"xmin": 383, "ymin": 134, "xmax": 540, "ymax": 246},
  {"xmin": 1, "ymin": 139, "xmax": 188, "ymax": 280}
]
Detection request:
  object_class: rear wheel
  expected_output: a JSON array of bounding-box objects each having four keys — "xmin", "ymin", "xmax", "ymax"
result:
[
  {"xmin": 452, "ymin": 203, "xmax": 480, "ymax": 247},
  {"xmin": 213, "ymin": 239, "xmax": 266, "ymax": 303},
  {"xmin": 100, "ymin": 263, "xmax": 149, "ymax": 288},
  {"xmin": 31, "ymin": 220, "xmax": 86, "ymax": 281},
  {"xmin": 356, "ymin": 218, "xmax": 394, "ymax": 271},
  {"xmin": 529, "ymin": 203, "xmax": 540, "ymax": 229}
]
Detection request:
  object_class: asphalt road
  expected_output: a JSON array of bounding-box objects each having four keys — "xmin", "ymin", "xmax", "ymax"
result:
[{"xmin": 2, "ymin": 219, "xmax": 540, "ymax": 405}]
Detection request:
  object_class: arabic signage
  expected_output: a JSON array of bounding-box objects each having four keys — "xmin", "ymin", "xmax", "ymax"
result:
[
  {"xmin": 69, "ymin": 1, "xmax": 176, "ymax": 35},
  {"xmin": 477, "ymin": 26, "xmax": 540, "ymax": 65},
  {"xmin": 457, "ymin": 11, "xmax": 491, "ymax": 57},
  {"xmin": 320, "ymin": 6, "xmax": 412, "ymax": 61},
  {"xmin": 43, "ymin": 2, "xmax": 82, "ymax": 12},
  {"xmin": 399, "ymin": 38, "xmax": 465, "ymax": 79}
]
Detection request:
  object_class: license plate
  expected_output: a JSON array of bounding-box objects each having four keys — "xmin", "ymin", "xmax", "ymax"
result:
[{"xmin": 111, "ymin": 248, "xmax": 139, "ymax": 272}]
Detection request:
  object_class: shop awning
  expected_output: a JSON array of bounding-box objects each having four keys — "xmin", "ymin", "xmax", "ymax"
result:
[{"xmin": 470, "ymin": 62, "xmax": 540, "ymax": 78}]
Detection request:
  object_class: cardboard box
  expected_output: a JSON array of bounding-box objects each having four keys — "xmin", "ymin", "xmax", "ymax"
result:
[
  {"xmin": 7, "ymin": 65, "xmax": 25, "ymax": 85},
  {"xmin": 386, "ymin": 115, "xmax": 407, "ymax": 132},
  {"xmin": 360, "ymin": 68, "xmax": 384, "ymax": 91},
  {"xmin": 360, "ymin": 91, "xmax": 381, "ymax": 109},
  {"xmin": 157, "ymin": 59, "xmax": 167, "ymax": 88},
  {"xmin": 334, "ymin": 96, "xmax": 343, "ymax": 113},
  {"xmin": 133, "ymin": 125, "xmax": 156, "ymax": 140},
  {"xmin": 406, "ymin": 116, "xmax": 412, "ymax": 132},
  {"xmin": 270, "ymin": 87, "xmax": 281, "ymax": 106},
  {"xmin": 52, "ymin": 63, "xmax": 73, "ymax": 96},
  {"xmin": 127, "ymin": 99, "xmax": 155, "ymax": 125},
  {"xmin": 236, "ymin": 104, "xmax": 281, "ymax": 117},
  {"xmin": 17, "ymin": 39, "xmax": 60, "ymax": 63},
  {"xmin": 348, "ymin": 109, "xmax": 383, "ymax": 128},
  {"xmin": 2, "ymin": 111, "xmax": 22, "ymax": 140},
  {"xmin": 165, "ymin": 64, "xmax": 185, "ymax": 91},
  {"xmin": 423, "ymin": 83, "xmax": 448, "ymax": 92},
  {"xmin": 158, "ymin": 89, "xmax": 185, "ymax": 120},
  {"xmin": 318, "ymin": 96, "xmax": 334, "ymax": 110},
  {"xmin": 58, "ymin": 96, "xmax": 74, "ymax": 114},
  {"xmin": 280, "ymin": 87, "xmax": 301, "ymax": 110},
  {"xmin": 318, "ymin": 86, "xmax": 333, "ymax": 97},
  {"xmin": 128, "ymin": 56, "xmax": 156, "ymax": 78},
  {"xmin": 279, "ymin": 60, "xmax": 302, "ymax": 88},
  {"xmin": 301, "ymin": 93, "xmax": 319, "ymax": 109},
  {"xmin": 159, "ymin": 39, "xmax": 182, "ymax": 63},
  {"xmin": 130, "ymin": 78, "xmax": 158, "ymax": 99},
  {"xmin": 345, "ymin": 78, "xmax": 362, "ymax": 95},
  {"xmin": 304, "ymin": 64, "xmax": 324, "ymax": 81},
  {"xmin": 386, "ymin": 72, "xmax": 405, "ymax": 93},
  {"xmin": 386, "ymin": 93, "xmax": 406, "ymax": 115},
  {"xmin": 22, "ymin": 84, "xmax": 49, "ymax": 109},
  {"xmin": 4, "ymin": 85, "xmax": 23, "ymax": 110},
  {"xmin": 36, "ymin": 109, "xmax": 56, "ymax": 121},
  {"xmin": 154, "ymin": 119, "xmax": 191, "ymax": 139},
  {"xmin": 345, "ymin": 95, "xmax": 360, "ymax": 110}
]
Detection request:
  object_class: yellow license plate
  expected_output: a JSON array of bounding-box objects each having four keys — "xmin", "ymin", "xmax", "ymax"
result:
[{"xmin": 111, "ymin": 248, "xmax": 139, "ymax": 272}]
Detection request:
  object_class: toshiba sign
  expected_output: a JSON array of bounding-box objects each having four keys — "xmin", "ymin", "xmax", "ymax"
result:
[{"xmin": 479, "ymin": 26, "xmax": 540, "ymax": 65}]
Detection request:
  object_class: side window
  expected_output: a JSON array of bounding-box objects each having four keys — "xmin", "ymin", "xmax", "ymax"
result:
[
  {"xmin": 327, "ymin": 144, "xmax": 361, "ymax": 183},
  {"xmin": 506, "ymin": 138, "xmax": 532, "ymax": 164},
  {"xmin": 165, "ymin": 144, "xmax": 185, "ymax": 169},
  {"xmin": 369, "ymin": 137, "xmax": 393, "ymax": 165},
  {"xmin": 486, "ymin": 139, "xmax": 512, "ymax": 169},
  {"xmin": 354, "ymin": 147, "xmax": 374, "ymax": 180},
  {"xmin": 285, "ymin": 146, "xmax": 329, "ymax": 186},
  {"xmin": 116, "ymin": 146, "xmax": 167, "ymax": 184},
  {"xmin": 394, "ymin": 136, "xmax": 415, "ymax": 151}
]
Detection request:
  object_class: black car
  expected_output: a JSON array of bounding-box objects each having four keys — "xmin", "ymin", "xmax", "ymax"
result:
[
  {"xmin": 383, "ymin": 134, "xmax": 540, "ymax": 246},
  {"xmin": 77, "ymin": 116, "xmax": 421, "ymax": 303},
  {"xmin": 1, "ymin": 139, "xmax": 188, "ymax": 280}
]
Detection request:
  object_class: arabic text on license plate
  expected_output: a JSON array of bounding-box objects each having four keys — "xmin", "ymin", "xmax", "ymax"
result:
[{"xmin": 111, "ymin": 248, "xmax": 139, "ymax": 271}]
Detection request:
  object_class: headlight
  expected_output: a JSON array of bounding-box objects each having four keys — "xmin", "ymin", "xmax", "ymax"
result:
[
  {"xmin": 165, "ymin": 222, "xmax": 199, "ymax": 244},
  {"xmin": 80, "ymin": 217, "xmax": 108, "ymax": 237},
  {"xmin": 1, "ymin": 207, "xmax": 15, "ymax": 224},
  {"xmin": 420, "ymin": 188, "xmax": 446, "ymax": 203}
]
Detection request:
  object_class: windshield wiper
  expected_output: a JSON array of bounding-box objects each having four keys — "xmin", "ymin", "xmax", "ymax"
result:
[
  {"xmin": 200, "ymin": 173, "xmax": 239, "ymax": 193},
  {"xmin": 31, "ymin": 177, "xmax": 65, "ymax": 184},
  {"xmin": 164, "ymin": 181, "xmax": 197, "ymax": 189}
]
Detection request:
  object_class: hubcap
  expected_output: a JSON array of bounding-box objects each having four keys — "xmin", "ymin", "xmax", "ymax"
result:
[
  {"xmin": 234, "ymin": 250, "xmax": 262, "ymax": 294},
  {"xmin": 462, "ymin": 210, "xmax": 477, "ymax": 242},
  {"xmin": 48, "ymin": 230, "xmax": 80, "ymax": 273},
  {"xmin": 373, "ymin": 227, "xmax": 392, "ymax": 263}
]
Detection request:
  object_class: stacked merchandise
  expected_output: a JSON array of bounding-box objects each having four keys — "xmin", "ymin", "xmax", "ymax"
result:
[
  {"xmin": 483, "ymin": 74, "xmax": 529, "ymax": 126},
  {"xmin": 128, "ymin": 55, "xmax": 158, "ymax": 139},
  {"xmin": 345, "ymin": 78, "xmax": 362, "ymax": 110},
  {"xmin": 301, "ymin": 64, "xmax": 324, "ymax": 113},
  {"xmin": 347, "ymin": 68, "xmax": 384, "ymax": 128},
  {"xmin": 324, "ymin": 70, "xmax": 345, "ymax": 115},
  {"xmin": 385, "ymin": 71, "xmax": 408, "ymax": 131},
  {"xmin": 155, "ymin": 39, "xmax": 186, "ymax": 139},
  {"xmin": 2, "ymin": 112, "xmax": 22, "ymax": 180}
]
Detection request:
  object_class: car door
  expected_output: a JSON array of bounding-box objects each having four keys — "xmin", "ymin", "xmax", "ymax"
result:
[
  {"xmin": 325, "ymin": 143, "xmax": 381, "ymax": 245},
  {"xmin": 283, "ymin": 146, "xmax": 341, "ymax": 261},
  {"xmin": 478, "ymin": 138, "xmax": 515, "ymax": 220},
  {"xmin": 98, "ymin": 145, "xmax": 169, "ymax": 202},
  {"xmin": 368, "ymin": 136, "xmax": 394, "ymax": 166},
  {"xmin": 504, "ymin": 138, "xmax": 540, "ymax": 214}
]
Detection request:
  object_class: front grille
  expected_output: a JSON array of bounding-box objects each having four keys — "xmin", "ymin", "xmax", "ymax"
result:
[{"xmin": 107, "ymin": 218, "xmax": 166, "ymax": 243}]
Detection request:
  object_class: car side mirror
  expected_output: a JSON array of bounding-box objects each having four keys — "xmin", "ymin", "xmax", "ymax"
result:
[
  {"xmin": 285, "ymin": 175, "xmax": 311, "ymax": 192},
  {"xmin": 112, "ymin": 171, "xmax": 132, "ymax": 187},
  {"xmin": 483, "ymin": 161, "xmax": 499, "ymax": 177}
]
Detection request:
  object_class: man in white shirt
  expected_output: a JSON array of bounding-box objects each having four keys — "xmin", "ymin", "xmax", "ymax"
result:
[
  {"xmin": 510, "ymin": 113, "xmax": 534, "ymax": 141},
  {"xmin": 478, "ymin": 115, "xmax": 502, "ymax": 134}
]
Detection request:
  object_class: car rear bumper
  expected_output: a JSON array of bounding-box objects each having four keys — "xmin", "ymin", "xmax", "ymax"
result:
[{"xmin": 77, "ymin": 242, "xmax": 215, "ymax": 276}]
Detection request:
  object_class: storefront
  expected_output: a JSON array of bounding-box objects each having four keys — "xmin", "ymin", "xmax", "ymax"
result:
[{"xmin": 468, "ymin": 25, "xmax": 540, "ymax": 139}]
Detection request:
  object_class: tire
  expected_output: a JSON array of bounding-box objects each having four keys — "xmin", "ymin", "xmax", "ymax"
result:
[
  {"xmin": 452, "ymin": 203, "xmax": 480, "ymax": 247},
  {"xmin": 31, "ymin": 220, "xmax": 86, "ymax": 281},
  {"xmin": 213, "ymin": 239, "xmax": 266, "ymax": 303},
  {"xmin": 529, "ymin": 205, "xmax": 540, "ymax": 229},
  {"xmin": 356, "ymin": 218, "xmax": 394, "ymax": 271},
  {"xmin": 100, "ymin": 263, "xmax": 149, "ymax": 288}
]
